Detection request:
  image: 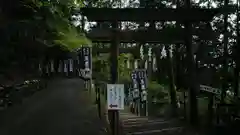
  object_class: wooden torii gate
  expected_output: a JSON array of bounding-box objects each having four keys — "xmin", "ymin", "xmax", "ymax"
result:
[
  {"xmin": 88, "ymin": 27, "xmax": 217, "ymax": 43},
  {"xmin": 81, "ymin": 4, "xmax": 235, "ymax": 134}
]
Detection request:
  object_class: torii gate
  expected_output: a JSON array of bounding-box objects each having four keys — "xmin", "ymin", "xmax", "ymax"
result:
[{"xmin": 80, "ymin": 4, "xmax": 236, "ymax": 134}]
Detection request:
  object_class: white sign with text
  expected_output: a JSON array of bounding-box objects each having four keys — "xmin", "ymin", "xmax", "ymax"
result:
[
  {"xmin": 200, "ymin": 85, "xmax": 221, "ymax": 95},
  {"xmin": 107, "ymin": 84, "xmax": 125, "ymax": 110}
]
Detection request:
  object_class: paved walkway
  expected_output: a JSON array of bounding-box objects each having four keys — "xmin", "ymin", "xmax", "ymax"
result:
[{"xmin": 0, "ymin": 78, "xmax": 108, "ymax": 135}]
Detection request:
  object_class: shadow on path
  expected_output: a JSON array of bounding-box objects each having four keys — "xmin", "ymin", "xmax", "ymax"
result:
[{"xmin": 0, "ymin": 78, "xmax": 108, "ymax": 135}]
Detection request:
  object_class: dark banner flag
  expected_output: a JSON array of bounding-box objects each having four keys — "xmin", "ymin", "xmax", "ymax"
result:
[
  {"xmin": 82, "ymin": 46, "xmax": 91, "ymax": 70},
  {"xmin": 131, "ymin": 70, "xmax": 138, "ymax": 89},
  {"xmin": 137, "ymin": 69, "xmax": 147, "ymax": 89},
  {"xmin": 131, "ymin": 70, "xmax": 140, "ymax": 99},
  {"xmin": 137, "ymin": 69, "xmax": 147, "ymax": 102},
  {"xmin": 80, "ymin": 46, "xmax": 92, "ymax": 79}
]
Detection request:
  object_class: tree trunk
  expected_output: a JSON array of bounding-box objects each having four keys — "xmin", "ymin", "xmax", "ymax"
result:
[
  {"xmin": 155, "ymin": 46, "xmax": 164, "ymax": 84},
  {"xmin": 166, "ymin": 45, "xmax": 177, "ymax": 116}
]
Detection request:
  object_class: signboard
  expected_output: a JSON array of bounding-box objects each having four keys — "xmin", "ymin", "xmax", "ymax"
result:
[
  {"xmin": 200, "ymin": 85, "xmax": 221, "ymax": 95},
  {"xmin": 107, "ymin": 84, "xmax": 125, "ymax": 110}
]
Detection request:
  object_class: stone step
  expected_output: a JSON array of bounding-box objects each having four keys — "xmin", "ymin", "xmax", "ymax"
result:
[
  {"xmin": 123, "ymin": 120, "xmax": 182, "ymax": 133},
  {"xmin": 122, "ymin": 118, "xmax": 167, "ymax": 126},
  {"xmin": 120, "ymin": 114, "xmax": 147, "ymax": 120},
  {"xmin": 123, "ymin": 119, "xmax": 174, "ymax": 128},
  {"xmin": 120, "ymin": 112, "xmax": 191, "ymax": 135},
  {"xmin": 125, "ymin": 126, "xmax": 184, "ymax": 135},
  {"xmin": 121, "ymin": 117, "xmax": 148, "ymax": 123}
]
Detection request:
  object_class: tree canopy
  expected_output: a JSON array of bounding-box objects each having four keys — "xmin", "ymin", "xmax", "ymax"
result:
[
  {"xmin": 0, "ymin": 0, "xmax": 90, "ymax": 53},
  {"xmin": 0, "ymin": 0, "xmax": 91, "ymax": 81}
]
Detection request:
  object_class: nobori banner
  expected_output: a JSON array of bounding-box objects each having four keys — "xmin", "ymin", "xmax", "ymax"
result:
[
  {"xmin": 137, "ymin": 69, "xmax": 147, "ymax": 89},
  {"xmin": 131, "ymin": 70, "xmax": 137, "ymax": 80},
  {"xmin": 131, "ymin": 70, "xmax": 138, "ymax": 88},
  {"xmin": 81, "ymin": 46, "xmax": 92, "ymax": 70},
  {"xmin": 137, "ymin": 69, "xmax": 147, "ymax": 79}
]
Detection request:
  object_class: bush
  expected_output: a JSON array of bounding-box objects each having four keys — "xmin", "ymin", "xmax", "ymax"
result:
[
  {"xmin": 119, "ymin": 75, "xmax": 132, "ymax": 96},
  {"xmin": 148, "ymin": 81, "xmax": 169, "ymax": 100}
]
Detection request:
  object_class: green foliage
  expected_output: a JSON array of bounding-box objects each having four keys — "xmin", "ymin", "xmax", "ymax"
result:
[
  {"xmin": 39, "ymin": 0, "xmax": 91, "ymax": 50},
  {"xmin": 148, "ymin": 81, "xmax": 169, "ymax": 100},
  {"xmin": 118, "ymin": 53, "xmax": 132, "ymax": 79},
  {"xmin": 0, "ymin": 0, "xmax": 90, "ymax": 53},
  {"xmin": 92, "ymin": 54, "xmax": 110, "ymax": 81},
  {"xmin": 92, "ymin": 51, "xmax": 133, "ymax": 84},
  {"xmin": 119, "ymin": 75, "xmax": 131, "ymax": 84},
  {"xmin": 0, "ymin": 0, "xmax": 93, "ymax": 80}
]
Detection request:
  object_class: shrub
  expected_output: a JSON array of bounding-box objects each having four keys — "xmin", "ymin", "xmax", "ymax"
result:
[{"xmin": 148, "ymin": 81, "xmax": 169, "ymax": 101}]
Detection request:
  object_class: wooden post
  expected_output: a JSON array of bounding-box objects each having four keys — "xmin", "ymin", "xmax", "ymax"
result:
[
  {"xmin": 207, "ymin": 93, "xmax": 214, "ymax": 127},
  {"xmin": 175, "ymin": 0, "xmax": 182, "ymax": 91},
  {"xmin": 109, "ymin": 20, "xmax": 119, "ymax": 135},
  {"xmin": 138, "ymin": 70, "xmax": 142, "ymax": 116},
  {"xmin": 184, "ymin": 0, "xmax": 199, "ymax": 125},
  {"xmin": 138, "ymin": 0, "xmax": 146, "ymax": 116},
  {"xmin": 175, "ymin": 0, "xmax": 185, "ymax": 118},
  {"xmin": 147, "ymin": 52, "xmax": 152, "ymax": 79},
  {"xmin": 221, "ymin": 0, "xmax": 229, "ymax": 102},
  {"xmin": 183, "ymin": 92, "xmax": 187, "ymax": 118},
  {"xmin": 97, "ymin": 87, "xmax": 102, "ymax": 119}
]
